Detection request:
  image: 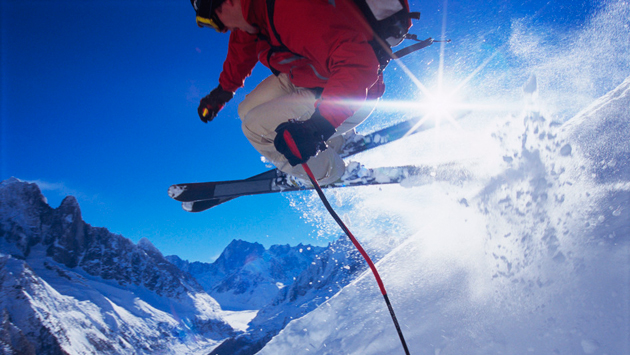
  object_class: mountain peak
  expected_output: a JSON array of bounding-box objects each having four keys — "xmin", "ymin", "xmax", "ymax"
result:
[
  {"xmin": 138, "ymin": 237, "xmax": 162, "ymax": 256},
  {"xmin": 226, "ymin": 239, "xmax": 265, "ymax": 251},
  {"xmin": 56, "ymin": 195, "xmax": 82, "ymax": 225},
  {"xmin": 0, "ymin": 176, "xmax": 24, "ymax": 186},
  {"xmin": 215, "ymin": 239, "xmax": 266, "ymax": 270},
  {"xmin": 0, "ymin": 178, "xmax": 49, "ymax": 211},
  {"xmin": 59, "ymin": 195, "xmax": 79, "ymax": 208}
]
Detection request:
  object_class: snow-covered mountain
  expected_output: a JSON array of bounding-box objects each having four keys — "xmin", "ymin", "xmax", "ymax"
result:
[
  {"xmin": 256, "ymin": 76, "xmax": 630, "ymax": 354},
  {"xmin": 0, "ymin": 179, "xmax": 235, "ymax": 354},
  {"xmin": 0, "ymin": 178, "xmax": 373, "ymax": 355},
  {"xmin": 166, "ymin": 235, "xmax": 393, "ymax": 355},
  {"xmin": 209, "ymin": 236, "xmax": 373, "ymax": 355},
  {"xmin": 167, "ymin": 239, "xmax": 325, "ymax": 311}
]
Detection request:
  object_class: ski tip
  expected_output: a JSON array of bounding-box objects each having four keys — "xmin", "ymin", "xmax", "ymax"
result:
[{"xmin": 168, "ymin": 185, "xmax": 186, "ymax": 199}]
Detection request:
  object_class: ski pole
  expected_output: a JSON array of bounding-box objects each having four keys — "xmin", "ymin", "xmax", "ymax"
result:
[{"xmin": 282, "ymin": 130, "xmax": 411, "ymax": 355}]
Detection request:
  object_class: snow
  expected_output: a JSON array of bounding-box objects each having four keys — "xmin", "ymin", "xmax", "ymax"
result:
[
  {"xmin": 222, "ymin": 310, "xmax": 259, "ymax": 332},
  {"xmin": 9, "ymin": 245, "xmax": 227, "ymax": 354},
  {"xmin": 260, "ymin": 76, "xmax": 630, "ymax": 353},
  {"xmin": 260, "ymin": 2, "xmax": 630, "ymax": 352},
  {"xmin": 0, "ymin": 183, "xmax": 234, "ymax": 355}
]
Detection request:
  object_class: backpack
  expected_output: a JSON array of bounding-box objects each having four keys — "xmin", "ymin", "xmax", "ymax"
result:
[
  {"xmin": 353, "ymin": 0, "xmax": 419, "ymax": 47},
  {"xmin": 265, "ymin": 0, "xmax": 430, "ymax": 71}
]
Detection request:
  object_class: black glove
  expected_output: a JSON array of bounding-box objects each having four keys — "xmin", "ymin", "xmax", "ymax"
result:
[
  {"xmin": 274, "ymin": 110, "xmax": 336, "ymax": 166},
  {"xmin": 198, "ymin": 85, "xmax": 234, "ymax": 123}
]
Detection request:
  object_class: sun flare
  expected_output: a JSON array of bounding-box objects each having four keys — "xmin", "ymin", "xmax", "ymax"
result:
[{"xmin": 417, "ymin": 86, "xmax": 465, "ymax": 123}]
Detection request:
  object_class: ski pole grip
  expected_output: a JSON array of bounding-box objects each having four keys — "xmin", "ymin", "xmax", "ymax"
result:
[{"xmin": 283, "ymin": 130, "xmax": 303, "ymax": 160}]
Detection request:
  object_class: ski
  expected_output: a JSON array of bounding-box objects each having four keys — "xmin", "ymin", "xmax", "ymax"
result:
[
  {"xmin": 179, "ymin": 165, "xmax": 420, "ymax": 212},
  {"xmin": 182, "ymin": 197, "xmax": 236, "ymax": 213},
  {"xmin": 169, "ymin": 112, "xmax": 469, "ymax": 211},
  {"xmin": 171, "ymin": 164, "xmax": 417, "ymax": 201},
  {"xmin": 171, "ymin": 113, "xmax": 456, "ymax": 199},
  {"xmin": 176, "ymin": 163, "xmax": 470, "ymax": 212}
]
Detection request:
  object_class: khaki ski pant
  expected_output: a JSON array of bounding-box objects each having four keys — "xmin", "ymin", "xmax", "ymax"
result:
[{"xmin": 238, "ymin": 73, "xmax": 376, "ymax": 185}]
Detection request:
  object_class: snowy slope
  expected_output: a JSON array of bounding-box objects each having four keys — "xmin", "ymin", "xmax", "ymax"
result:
[
  {"xmin": 256, "ymin": 76, "xmax": 629, "ymax": 354},
  {"xmin": 0, "ymin": 179, "xmax": 235, "ymax": 354}
]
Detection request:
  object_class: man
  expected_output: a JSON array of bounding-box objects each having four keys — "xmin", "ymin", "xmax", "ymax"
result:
[{"xmin": 191, "ymin": 0, "xmax": 384, "ymax": 185}]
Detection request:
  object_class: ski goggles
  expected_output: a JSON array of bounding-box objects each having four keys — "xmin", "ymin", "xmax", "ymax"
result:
[
  {"xmin": 194, "ymin": 0, "xmax": 227, "ymax": 32},
  {"xmin": 196, "ymin": 14, "xmax": 226, "ymax": 32}
]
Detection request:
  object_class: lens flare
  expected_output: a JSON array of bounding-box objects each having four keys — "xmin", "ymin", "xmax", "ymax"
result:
[{"xmin": 415, "ymin": 86, "xmax": 464, "ymax": 130}]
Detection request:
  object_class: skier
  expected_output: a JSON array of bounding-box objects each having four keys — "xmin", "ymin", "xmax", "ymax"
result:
[{"xmin": 191, "ymin": 0, "xmax": 384, "ymax": 185}]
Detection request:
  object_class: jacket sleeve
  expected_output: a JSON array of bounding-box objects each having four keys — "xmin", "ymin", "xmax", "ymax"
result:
[
  {"xmin": 274, "ymin": 0, "xmax": 381, "ymax": 127},
  {"xmin": 218, "ymin": 30, "xmax": 261, "ymax": 93}
]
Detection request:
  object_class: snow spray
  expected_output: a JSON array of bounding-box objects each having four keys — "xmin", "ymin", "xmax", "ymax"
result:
[{"xmin": 283, "ymin": 130, "xmax": 411, "ymax": 355}]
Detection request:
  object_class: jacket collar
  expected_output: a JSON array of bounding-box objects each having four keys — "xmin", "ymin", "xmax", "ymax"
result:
[{"xmin": 241, "ymin": 0, "xmax": 268, "ymax": 36}]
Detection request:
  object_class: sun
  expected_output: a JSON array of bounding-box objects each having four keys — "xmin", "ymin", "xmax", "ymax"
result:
[
  {"xmin": 417, "ymin": 85, "xmax": 465, "ymax": 125},
  {"xmin": 424, "ymin": 91, "xmax": 453, "ymax": 119},
  {"xmin": 373, "ymin": 0, "xmax": 515, "ymax": 137}
]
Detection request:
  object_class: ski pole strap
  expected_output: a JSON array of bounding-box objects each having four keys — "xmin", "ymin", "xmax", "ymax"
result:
[{"xmin": 282, "ymin": 130, "xmax": 411, "ymax": 355}]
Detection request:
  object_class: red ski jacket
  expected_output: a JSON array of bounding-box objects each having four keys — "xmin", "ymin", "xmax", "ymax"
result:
[{"xmin": 217, "ymin": 0, "xmax": 383, "ymax": 128}]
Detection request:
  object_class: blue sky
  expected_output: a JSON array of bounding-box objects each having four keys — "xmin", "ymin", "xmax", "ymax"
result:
[{"xmin": 1, "ymin": 0, "xmax": 602, "ymax": 262}]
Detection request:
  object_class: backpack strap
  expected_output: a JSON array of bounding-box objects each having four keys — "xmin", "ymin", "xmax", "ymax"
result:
[
  {"xmin": 264, "ymin": 0, "xmax": 301, "ymax": 76},
  {"xmin": 266, "ymin": 0, "xmax": 285, "ymax": 49},
  {"xmin": 263, "ymin": 0, "xmax": 429, "ymax": 75}
]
